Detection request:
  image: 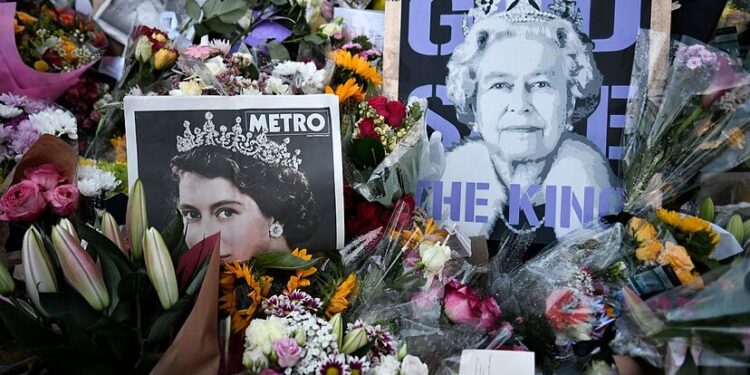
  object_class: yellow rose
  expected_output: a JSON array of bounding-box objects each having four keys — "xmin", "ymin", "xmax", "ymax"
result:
[
  {"xmin": 153, "ymin": 49, "xmax": 177, "ymax": 70},
  {"xmin": 635, "ymin": 240, "xmax": 662, "ymax": 262},
  {"xmin": 629, "ymin": 217, "xmax": 658, "ymax": 243},
  {"xmin": 659, "ymin": 241, "xmax": 694, "ymax": 272}
]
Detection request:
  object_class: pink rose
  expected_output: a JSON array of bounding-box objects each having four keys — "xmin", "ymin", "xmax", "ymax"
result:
[
  {"xmin": 385, "ymin": 100, "xmax": 407, "ymax": 127},
  {"xmin": 357, "ymin": 118, "xmax": 378, "ymax": 139},
  {"xmin": 478, "ymin": 297, "xmax": 502, "ymax": 330},
  {"xmin": 443, "ymin": 279, "xmax": 482, "ymax": 326},
  {"xmin": 24, "ymin": 164, "xmax": 65, "ymax": 191},
  {"xmin": 272, "ymin": 338, "xmax": 301, "ymax": 368},
  {"xmin": 411, "ymin": 282, "xmax": 444, "ymax": 310},
  {"xmin": 44, "ymin": 184, "xmax": 79, "ymax": 216},
  {"xmin": 0, "ymin": 181, "xmax": 47, "ymax": 221},
  {"xmin": 367, "ymin": 96, "xmax": 389, "ymax": 118}
]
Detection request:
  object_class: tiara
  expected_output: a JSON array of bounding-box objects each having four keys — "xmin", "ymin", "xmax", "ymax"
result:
[
  {"xmin": 176, "ymin": 111, "xmax": 302, "ymax": 170},
  {"xmin": 464, "ymin": 0, "xmax": 584, "ymax": 36}
]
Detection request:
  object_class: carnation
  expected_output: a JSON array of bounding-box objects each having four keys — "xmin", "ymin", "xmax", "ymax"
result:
[
  {"xmin": 77, "ymin": 165, "xmax": 121, "ymax": 197},
  {"xmin": 27, "ymin": 108, "xmax": 78, "ymax": 140}
]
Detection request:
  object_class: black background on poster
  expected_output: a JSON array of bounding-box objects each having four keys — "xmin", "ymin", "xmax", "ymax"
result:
[{"xmin": 132, "ymin": 108, "xmax": 339, "ymax": 251}]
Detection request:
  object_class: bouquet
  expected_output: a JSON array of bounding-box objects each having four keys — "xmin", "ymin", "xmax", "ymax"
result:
[
  {"xmin": 622, "ymin": 31, "xmax": 750, "ymax": 213},
  {"xmin": 0, "ymin": 179, "xmax": 216, "ymax": 373},
  {"xmin": 0, "ymin": 2, "xmax": 106, "ymax": 100},
  {"xmin": 340, "ymin": 202, "xmax": 514, "ymax": 373},
  {"xmin": 0, "ymin": 94, "xmax": 78, "ymax": 182},
  {"xmin": 490, "ymin": 224, "xmax": 630, "ymax": 371}
]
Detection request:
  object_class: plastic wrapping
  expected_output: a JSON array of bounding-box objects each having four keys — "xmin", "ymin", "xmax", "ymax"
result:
[
  {"xmin": 0, "ymin": 3, "xmax": 105, "ymax": 101},
  {"xmin": 346, "ymin": 97, "xmax": 429, "ymax": 207},
  {"xmin": 622, "ymin": 30, "xmax": 750, "ymax": 214}
]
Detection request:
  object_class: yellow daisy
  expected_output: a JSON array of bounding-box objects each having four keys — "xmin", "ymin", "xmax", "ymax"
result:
[
  {"xmin": 326, "ymin": 274, "xmax": 357, "ymax": 317},
  {"xmin": 326, "ymin": 78, "xmax": 365, "ymax": 104}
]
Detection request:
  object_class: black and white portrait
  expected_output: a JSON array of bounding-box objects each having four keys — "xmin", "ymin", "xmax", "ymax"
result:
[
  {"xmin": 437, "ymin": 0, "xmax": 620, "ymax": 242},
  {"xmin": 125, "ymin": 95, "xmax": 344, "ymax": 262}
]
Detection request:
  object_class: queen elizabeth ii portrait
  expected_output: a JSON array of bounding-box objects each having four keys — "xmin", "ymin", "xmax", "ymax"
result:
[{"xmin": 439, "ymin": 0, "xmax": 619, "ymax": 242}]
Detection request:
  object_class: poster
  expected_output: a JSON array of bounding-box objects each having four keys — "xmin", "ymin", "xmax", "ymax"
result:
[
  {"xmin": 396, "ymin": 0, "xmax": 665, "ymax": 245},
  {"xmin": 124, "ymin": 95, "xmax": 344, "ymax": 262}
]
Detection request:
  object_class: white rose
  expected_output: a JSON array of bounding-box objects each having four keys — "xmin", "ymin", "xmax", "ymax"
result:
[
  {"xmin": 318, "ymin": 20, "xmax": 343, "ymax": 37},
  {"xmin": 400, "ymin": 355, "xmax": 428, "ymax": 375},
  {"xmin": 134, "ymin": 36, "xmax": 153, "ymax": 63},
  {"xmin": 418, "ymin": 242, "xmax": 451, "ymax": 274},
  {"xmin": 245, "ymin": 317, "xmax": 287, "ymax": 354},
  {"xmin": 204, "ymin": 55, "xmax": 227, "ymax": 76},
  {"xmin": 372, "ymin": 355, "xmax": 401, "ymax": 375},
  {"xmin": 169, "ymin": 80, "xmax": 203, "ymax": 96}
]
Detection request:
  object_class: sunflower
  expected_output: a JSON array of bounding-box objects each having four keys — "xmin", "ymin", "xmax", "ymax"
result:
[
  {"xmin": 326, "ymin": 78, "xmax": 365, "ymax": 104},
  {"xmin": 219, "ymin": 260, "xmax": 272, "ymax": 333},
  {"xmin": 332, "ymin": 50, "xmax": 383, "ymax": 86},
  {"xmin": 656, "ymin": 208, "xmax": 711, "ymax": 233},
  {"xmin": 326, "ymin": 274, "xmax": 357, "ymax": 317},
  {"xmin": 286, "ymin": 249, "xmax": 317, "ymax": 293}
]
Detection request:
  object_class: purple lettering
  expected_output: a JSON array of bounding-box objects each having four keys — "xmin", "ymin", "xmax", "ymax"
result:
[
  {"xmin": 544, "ymin": 185, "xmax": 557, "ymax": 228},
  {"xmin": 465, "ymin": 182, "xmax": 489, "ymax": 223},
  {"xmin": 409, "ymin": 85, "xmax": 462, "ymax": 147},
  {"xmin": 560, "ymin": 186, "xmax": 596, "ymax": 228},
  {"xmin": 509, "ymin": 184, "xmax": 541, "ymax": 226},
  {"xmin": 444, "ymin": 181, "xmax": 462, "ymax": 221},
  {"xmin": 599, "ymin": 187, "xmax": 624, "ymax": 217}
]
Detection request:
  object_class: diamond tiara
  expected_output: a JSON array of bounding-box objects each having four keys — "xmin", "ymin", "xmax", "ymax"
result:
[
  {"xmin": 464, "ymin": 0, "xmax": 584, "ymax": 36},
  {"xmin": 176, "ymin": 111, "xmax": 302, "ymax": 171}
]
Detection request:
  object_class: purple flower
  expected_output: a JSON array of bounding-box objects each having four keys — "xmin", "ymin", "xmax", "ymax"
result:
[
  {"xmin": 699, "ymin": 49, "xmax": 716, "ymax": 63},
  {"xmin": 262, "ymin": 291, "xmax": 322, "ymax": 317},
  {"xmin": 273, "ymin": 338, "xmax": 302, "ymax": 368},
  {"xmin": 347, "ymin": 321, "xmax": 395, "ymax": 359},
  {"xmin": 347, "ymin": 356, "xmax": 370, "ymax": 374},
  {"xmin": 10, "ymin": 120, "xmax": 40, "ymax": 156},
  {"xmin": 686, "ymin": 57, "xmax": 702, "ymax": 70},
  {"xmin": 259, "ymin": 369, "xmax": 282, "ymax": 375},
  {"xmin": 318, "ymin": 355, "xmax": 346, "ymax": 375}
]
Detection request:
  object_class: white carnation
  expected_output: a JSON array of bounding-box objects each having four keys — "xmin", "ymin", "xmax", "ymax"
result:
[
  {"xmin": 372, "ymin": 355, "xmax": 401, "ymax": 375},
  {"xmin": 204, "ymin": 56, "xmax": 227, "ymax": 76},
  {"xmin": 169, "ymin": 80, "xmax": 203, "ymax": 96},
  {"xmin": 265, "ymin": 76, "xmax": 290, "ymax": 95},
  {"xmin": 77, "ymin": 165, "xmax": 121, "ymax": 197},
  {"xmin": 273, "ymin": 61, "xmax": 302, "ymax": 76},
  {"xmin": 400, "ymin": 355, "xmax": 428, "ymax": 375},
  {"xmin": 27, "ymin": 108, "xmax": 78, "ymax": 140},
  {"xmin": 245, "ymin": 316, "xmax": 287, "ymax": 355}
]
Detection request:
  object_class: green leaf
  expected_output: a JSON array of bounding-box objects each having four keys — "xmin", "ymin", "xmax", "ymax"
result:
[
  {"xmin": 253, "ymin": 251, "xmax": 318, "ymax": 270},
  {"xmin": 98, "ymin": 250, "xmax": 122, "ymax": 315},
  {"xmin": 186, "ymin": 0, "xmax": 202, "ymax": 21},
  {"xmin": 186, "ymin": 257, "xmax": 210, "ymax": 296},
  {"xmin": 194, "ymin": 23, "xmax": 210, "ymax": 37},
  {"xmin": 145, "ymin": 298, "xmax": 192, "ymax": 346},
  {"xmin": 203, "ymin": 0, "xmax": 246, "ymax": 18},
  {"xmin": 0, "ymin": 299, "xmax": 59, "ymax": 347},
  {"xmin": 206, "ymin": 18, "xmax": 237, "ymax": 35},
  {"xmin": 352, "ymin": 138, "xmax": 386, "ymax": 169},
  {"xmin": 304, "ymin": 33, "xmax": 326, "ymax": 45},
  {"xmin": 78, "ymin": 223, "xmax": 133, "ymax": 275},
  {"xmin": 163, "ymin": 211, "xmax": 185, "ymax": 254},
  {"xmin": 118, "ymin": 271, "xmax": 150, "ymax": 301},
  {"xmin": 39, "ymin": 292, "xmax": 100, "ymax": 329},
  {"xmin": 270, "ymin": 0, "xmax": 288, "ymax": 5},
  {"xmin": 267, "ymin": 42, "xmax": 291, "ymax": 61},
  {"xmin": 218, "ymin": 7, "xmax": 247, "ymax": 23}
]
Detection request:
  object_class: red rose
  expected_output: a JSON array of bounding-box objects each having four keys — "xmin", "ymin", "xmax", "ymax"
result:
[
  {"xmin": 44, "ymin": 184, "xmax": 79, "ymax": 216},
  {"xmin": 90, "ymin": 31, "xmax": 108, "ymax": 49},
  {"xmin": 385, "ymin": 100, "xmax": 407, "ymax": 127},
  {"xmin": 0, "ymin": 181, "xmax": 47, "ymax": 222},
  {"xmin": 24, "ymin": 164, "xmax": 65, "ymax": 191},
  {"xmin": 57, "ymin": 8, "xmax": 75, "ymax": 27},
  {"xmin": 367, "ymin": 96, "xmax": 389, "ymax": 118},
  {"xmin": 357, "ymin": 118, "xmax": 378, "ymax": 139}
]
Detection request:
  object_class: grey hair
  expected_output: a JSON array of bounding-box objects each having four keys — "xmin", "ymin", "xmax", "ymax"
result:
[{"xmin": 446, "ymin": 17, "xmax": 602, "ymax": 125}]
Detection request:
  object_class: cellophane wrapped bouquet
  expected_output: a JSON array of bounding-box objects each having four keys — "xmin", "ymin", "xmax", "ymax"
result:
[{"xmin": 337, "ymin": 201, "xmax": 515, "ymax": 374}]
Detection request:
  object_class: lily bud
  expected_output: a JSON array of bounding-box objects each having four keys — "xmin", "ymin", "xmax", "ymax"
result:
[
  {"xmin": 0, "ymin": 261, "xmax": 14, "ymax": 295},
  {"xmin": 143, "ymin": 227, "xmax": 178, "ymax": 309},
  {"xmin": 242, "ymin": 349, "xmax": 268, "ymax": 373},
  {"xmin": 101, "ymin": 211, "xmax": 125, "ymax": 253},
  {"xmin": 341, "ymin": 327, "xmax": 369, "ymax": 354},
  {"xmin": 126, "ymin": 179, "xmax": 148, "ymax": 261},
  {"xmin": 22, "ymin": 226, "xmax": 58, "ymax": 315},
  {"xmin": 329, "ymin": 313, "xmax": 343, "ymax": 349},
  {"xmin": 699, "ymin": 197, "xmax": 715, "ymax": 222},
  {"xmin": 51, "ymin": 225, "xmax": 110, "ymax": 311},
  {"xmin": 153, "ymin": 49, "xmax": 178, "ymax": 70},
  {"xmin": 134, "ymin": 36, "xmax": 153, "ymax": 63},
  {"xmin": 726, "ymin": 214, "xmax": 744, "ymax": 244},
  {"xmin": 398, "ymin": 343, "xmax": 408, "ymax": 361},
  {"xmin": 294, "ymin": 326, "xmax": 307, "ymax": 346},
  {"xmin": 58, "ymin": 218, "xmax": 79, "ymax": 243}
]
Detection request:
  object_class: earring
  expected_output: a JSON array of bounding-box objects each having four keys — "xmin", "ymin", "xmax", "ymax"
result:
[
  {"xmin": 269, "ymin": 221, "xmax": 284, "ymax": 238},
  {"xmin": 566, "ymin": 124, "xmax": 574, "ymax": 131}
]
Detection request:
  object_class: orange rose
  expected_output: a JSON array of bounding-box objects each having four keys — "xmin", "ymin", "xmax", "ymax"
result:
[
  {"xmin": 16, "ymin": 11, "xmax": 38, "ymax": 25},
  {"xmin": 635, "ymin": 240, "xmax": 662, "ymax": 262},
  {"xmin": 659, "ymin": 241, "xmax": 695, "ymax": 272}
]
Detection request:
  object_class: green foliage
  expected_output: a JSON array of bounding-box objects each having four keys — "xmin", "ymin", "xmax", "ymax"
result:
[
  {"xmin": 351, "ymin": 137, "xmax": 386, "ymax": 170},
  {"xmin": 253, "ymin": 251, "xmax": 319, "ymax": 270}
]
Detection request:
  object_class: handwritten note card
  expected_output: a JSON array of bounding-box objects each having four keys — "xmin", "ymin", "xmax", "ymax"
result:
[{"xmin": 458, "ymin": 350, "xmax": 534, "ymax": 375}]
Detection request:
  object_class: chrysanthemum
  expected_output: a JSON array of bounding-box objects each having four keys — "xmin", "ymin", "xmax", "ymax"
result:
[
  {"xmin": 332, "ymin": 50, "xmax": 382, "ymax": 86},
  {"xmin": 318, "ymin": 354, "xmax": 348, "ymax": 375},
  {"xmin": 326, "ymin": 78, "xmax": 365, "ymax": 104},
  {"xmin": 346, "ymin": 356, "xmax": 370, "ymax": 375}
]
